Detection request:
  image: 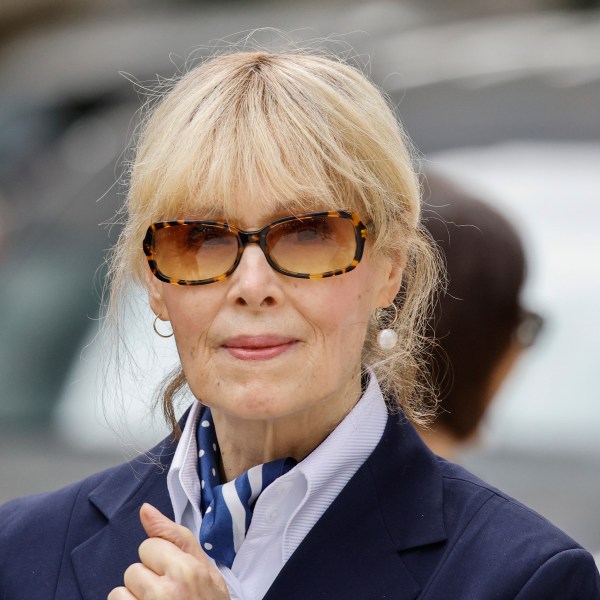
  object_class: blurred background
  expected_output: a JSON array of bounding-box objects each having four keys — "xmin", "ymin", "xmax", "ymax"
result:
[{"xmin": 1, "ymin": 0, "xmax": 599, "ymax": 556}]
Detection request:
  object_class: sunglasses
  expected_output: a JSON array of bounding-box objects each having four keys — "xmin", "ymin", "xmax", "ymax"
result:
[
  {"xmin": 143, "ymin": 210, "xmax": 368, "ymax": 285},
  {"xmin": 514, "ymin": 309, "xmax": 545, "ymax": 348}
]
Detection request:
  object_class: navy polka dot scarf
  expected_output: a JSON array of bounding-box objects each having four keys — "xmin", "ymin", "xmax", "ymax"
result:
[{"xmin": 196, "ymin": 408, "xmax": 297, "ymax": 567}]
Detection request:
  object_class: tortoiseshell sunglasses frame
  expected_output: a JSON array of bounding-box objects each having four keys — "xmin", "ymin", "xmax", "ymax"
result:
[{"xmin": 143, "ymin": 210, "xmax": 368, "ymax": 286}]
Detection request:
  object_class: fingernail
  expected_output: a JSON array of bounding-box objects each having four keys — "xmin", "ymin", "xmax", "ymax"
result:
[{"xmin": 141, "ymin": 503, "xmax": 160, "ymax": 515}]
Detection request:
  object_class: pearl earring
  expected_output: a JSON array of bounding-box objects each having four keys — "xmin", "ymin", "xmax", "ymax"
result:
[
  {"xmin": 377, "ymin": 328, "xmax": 398, "ymax": 350},
  {"xmin": 376, "ymin": 304, "xmax": 399, "ymax": 350}
]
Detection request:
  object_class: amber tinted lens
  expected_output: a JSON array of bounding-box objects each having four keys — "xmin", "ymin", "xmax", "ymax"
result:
[
  {"xmin": 153, "ymin": 224, "xmax": 238, "ymax": 281},
  {"xmin": 266, "ymin": 215, "xmax": 357, "ymax": 275}
]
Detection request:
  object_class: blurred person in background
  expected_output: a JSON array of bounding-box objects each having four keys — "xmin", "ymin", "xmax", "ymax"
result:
[
  {"xmin": 417, "ymin": 172, "xmax": 543, "ymax": 460},
  {"xmin": 1, "ymin": 49, "xmax": 599, "ymax": 600}
]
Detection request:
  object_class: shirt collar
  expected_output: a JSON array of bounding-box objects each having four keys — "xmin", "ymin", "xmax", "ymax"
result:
[
  {"xmin": 167, "ymin": 399, "xmax": 203, "ymax": 535},
  {"xmin": 279, "ymin": 370, "xmax": 388, "ymax": 559}
]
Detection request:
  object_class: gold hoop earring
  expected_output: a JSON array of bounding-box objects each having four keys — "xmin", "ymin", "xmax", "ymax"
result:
[
  {"xmin": 153, "ymin": 315, "xmax": 174, "ymax": 338},
  {"xmin": 375, "ymin": 303, "xmax": 399, "ymax": 350}
]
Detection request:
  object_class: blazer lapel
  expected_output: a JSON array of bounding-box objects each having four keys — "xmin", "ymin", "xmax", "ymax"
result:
[
  {"xmin": 263, "ymin": 411, "xmax": 447, "ymax": 600},
  {"xmin": 68, "ymin": 429, "xmax": 182, "ymax": 600}
]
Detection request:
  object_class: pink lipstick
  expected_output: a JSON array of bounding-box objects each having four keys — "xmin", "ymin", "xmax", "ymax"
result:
[{"xmin": 222, "ymin": 335, "xmax": 297, "ymax": 361}]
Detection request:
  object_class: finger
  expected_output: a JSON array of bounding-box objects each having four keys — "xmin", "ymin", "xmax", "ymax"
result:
[
  {"xmin": 123, "ymin": 561, "xmax": 162, "ymax": 599},
  {"xmin": 107, "ymin": 586, "xmax": 137, "ymax": 600},
  {"xmin": 138, "ymin": 536, "xmax": 194, "ymax": 576},
  {"xmin": 140, "ymin": 503, "xmax": 206, "ymax": 562},
  {"xmin": 137, "ymin": 538, "xmax": 227, "ymax": 598}
]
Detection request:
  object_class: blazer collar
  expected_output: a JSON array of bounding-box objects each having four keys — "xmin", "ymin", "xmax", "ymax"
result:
[
  {"xmin": 263, "ymin": 410, "xmax": 446, "ymax": 600},
  {"xmin": 370, "ymin": 410, "xmax": 446, "ymax": 551}
]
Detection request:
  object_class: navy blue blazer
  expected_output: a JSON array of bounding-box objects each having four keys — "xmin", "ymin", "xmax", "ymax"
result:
[{"xmin": 1, "ymin": 408, "xmax": 599, "ymax": 599}]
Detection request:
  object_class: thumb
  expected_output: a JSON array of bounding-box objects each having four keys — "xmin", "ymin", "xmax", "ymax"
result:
[{"xmin": 139, "ymin": 503, "xmax": 206, "ymax": 561}]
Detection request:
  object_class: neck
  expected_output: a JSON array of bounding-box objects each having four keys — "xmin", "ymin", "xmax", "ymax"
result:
[{"xmin": 209, "ymin": 374, "xmax": 362, "ymax": 481}]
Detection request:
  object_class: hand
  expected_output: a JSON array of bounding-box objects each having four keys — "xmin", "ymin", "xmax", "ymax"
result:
[{"xmin": 108, "ymin": 503, "xmax": 230, "ymax": 600}]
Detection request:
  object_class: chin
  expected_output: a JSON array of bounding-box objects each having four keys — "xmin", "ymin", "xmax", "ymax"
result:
[
  {"xmin": 212, "ymin": 381, "xmax": 310, "ymax": 422},
  {"xmin": 220, "ymin": 400, "xmax": 298, "ymax": 422}
]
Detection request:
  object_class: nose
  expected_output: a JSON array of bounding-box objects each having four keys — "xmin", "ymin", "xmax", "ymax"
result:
[{"xmin": 226, "ymin": 243, "xmax": 283, "ymax": 309}]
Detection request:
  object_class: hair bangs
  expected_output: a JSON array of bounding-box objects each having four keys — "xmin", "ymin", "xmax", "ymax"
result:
[{"xmin": 136, "ymin": 75, "xmax": 368, "ymax": 224}]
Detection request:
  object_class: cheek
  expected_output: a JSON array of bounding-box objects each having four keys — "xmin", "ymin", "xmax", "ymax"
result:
[
  {"xmin": 305, "ymin": 275, "xmax": 374, "ymax": 353},
  {"xmin": 161, "ymin": 288, "xmax": 217, "ymax": 362}
]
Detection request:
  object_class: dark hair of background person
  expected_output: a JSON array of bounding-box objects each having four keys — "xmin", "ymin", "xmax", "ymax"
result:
[{"xmin": 421, "ymin": 171, "xmax": 528, "ymax": 441}]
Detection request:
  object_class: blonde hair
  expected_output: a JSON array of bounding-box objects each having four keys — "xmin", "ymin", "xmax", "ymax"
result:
[{"xmin": 108, "ymin": 49, "xmax": 439, "ymax": 434}]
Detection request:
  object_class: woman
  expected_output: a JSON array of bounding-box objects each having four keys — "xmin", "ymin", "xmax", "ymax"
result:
[{"xmin": 1, "ymin": 50, "xmax": 598, "ymax": 600}]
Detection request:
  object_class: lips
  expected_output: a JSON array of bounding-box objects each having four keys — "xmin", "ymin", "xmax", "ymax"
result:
[{"xmin": 222, "ymin": 335, "xmax": 297, "ymax": 361}]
